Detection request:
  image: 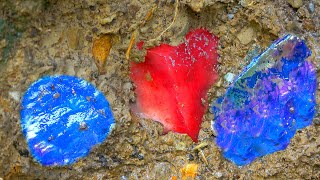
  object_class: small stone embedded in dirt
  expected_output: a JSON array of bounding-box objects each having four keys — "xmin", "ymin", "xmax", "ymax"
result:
[
  {"xmin": 224, "ymin": 72, "xmax": 235, "ymax": 83},
  {"xmin": 287, "ymin": 0, "xmax": 304, "ymax": 8},
  {"xmin": 308, "ymin": 2, "xmax": 315, "ymax": 13},
  {"xmin": 92, "ymin": 35, "xmax": 113, "ymax": 74},
  {"xmin": 65, "ymin": 27, "xmax": 83, "ymax": 50},
  {"xmin": 181, "ymin": 163, "xmax": 199, "ymax": 179},
  {"xmin": 99, "ymin": 14, "xmax": 117, "ymax": 25},
  {"xmin": 237, "ymin": 27, "xmax": 255, "ymax": 45},
  {"xmin": 227, "ymin": 14, "xmax": 234, "ymax": 20},
  {"xmin": 240, "ymin": 0, "xmax": 250, "ymax": 7},
  {"xmin": 187, "ymin": 0, "xmax": 205, "ymax": 12},
  {"xmin": 8, "ymin": 91, "xmax": 20, "ymax": 102}
]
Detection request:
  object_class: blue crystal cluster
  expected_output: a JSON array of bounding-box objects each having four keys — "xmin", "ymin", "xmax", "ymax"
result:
[
  {"xmin": 212, "ymin": 35, "xmax": 317, "ymax": 166},
  {"xmin": 20, "ymin": 75, "xmax": 115, "ymax": 166}
]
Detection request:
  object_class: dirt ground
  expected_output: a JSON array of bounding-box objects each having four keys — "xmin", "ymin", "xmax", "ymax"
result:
[{"xmin": 0, "ymin": 0, "xmax": 319, "ymax": 179}]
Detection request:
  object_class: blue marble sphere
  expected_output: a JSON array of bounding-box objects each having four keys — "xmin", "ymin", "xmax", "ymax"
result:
[
  {"xmin": 212, "ymin": 35, "xmax": 317, "ymax": 166},
  {"xmin": 20, "ymin": 75, "xmax": 115, "ymax": 166}
]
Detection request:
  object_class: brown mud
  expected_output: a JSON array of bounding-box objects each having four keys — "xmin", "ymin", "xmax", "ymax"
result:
[{"xmin": 0, "ymin": 0, "xmax": 319, "ymax": 179}]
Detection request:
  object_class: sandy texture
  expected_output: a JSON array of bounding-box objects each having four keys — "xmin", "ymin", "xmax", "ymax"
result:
[{"xmin": 0, "ymin": 0, "xmax": 319, "ymax": 179}]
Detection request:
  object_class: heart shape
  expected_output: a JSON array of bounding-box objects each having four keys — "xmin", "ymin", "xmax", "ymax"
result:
[{"xmin": 130, "ymin": 29, "xmax": 219, "ymax": 141}]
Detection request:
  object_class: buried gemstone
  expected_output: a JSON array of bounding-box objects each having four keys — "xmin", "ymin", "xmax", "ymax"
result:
[
  {"xmin": 130, "ymin": 29, "xmax": 219, "ymax": 142},
  {"xmin": 212, "ymin": 34, "xmax": 317, "ymax": 166},
  {"xmin": 20, "ymin": 75, "xmax": 115, "ymax": 166}
]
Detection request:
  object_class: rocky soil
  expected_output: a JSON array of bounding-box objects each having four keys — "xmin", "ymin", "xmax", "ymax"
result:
[{"xmin": 0, "ymin": 0, "xmax": 319, "ymax": 179}]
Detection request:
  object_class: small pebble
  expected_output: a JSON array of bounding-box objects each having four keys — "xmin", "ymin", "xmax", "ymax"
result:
[
  {"xmin": 9, "ymin": 91, "xmax": 20, "ymax": 102},
  {"xmin": 137, "ymin": 154, "xmax": 144, "ymax": 160},
  {"xmin": 237, "ymin": 27, "xmax": 255, "ymax": 45},
  {"xmin": 48, "ymin": 135, "xmax": 54, "ymax": 141},
  {"xmin": 227, "ymin": 14, "xmax": 234, "ymax": 20},
  {"xmin": 53, "ymin": 93, "xmax": 60, "ymax": 98},
  {"xmin": 85, "ymin": 35, "xmax": 93, "ymax": 42},
  {"xmin": 89, "ymin": 5, "xmax": 96, "ymax": 11},
  {"xmin": 79, "ymin": 122, "xmax": 88, "ymax": 130},
  {"xmin": 287, "ymin": 0, "xmax": 303, "ymax": 8},
  {"xmin": 314, "ymin": 118, "xmax": 320, "ymax": 125},
  {"xmin": 120, "ymin": 176, "xmax": 128, "ymax": 180},
  {"xmin": 214, "ymin": 172, "xmax": 223, "ymax": 178},
  {"xmin": 289, "ymin": 107, "xmax": 295, "ymax": 113},
  {"xmin": 224, "ymin": 72, "xmax": 235, "ymax": 83},
  {"xmin": 188, "ymin": 154, "xmax": 195, "ymax": 161},
  {"xmin": 239, "ymin": 0, "xmax": 252, "ymax": 7},
  {"xmin": 308, "ymin": 2, "xmax": 315, "ymax": 13},
  {"xmin": 92, "ymin": 27, "xmax": 99, "ymax": 33}
]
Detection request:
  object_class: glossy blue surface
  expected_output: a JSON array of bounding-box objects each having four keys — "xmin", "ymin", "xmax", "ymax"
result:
[
  {"xmin": 20, "ymin": 75, "xmax": 115, "ymax": 166},
  {"xmin": 212, "ymin": 35, "xmax": 317, "ymax": 166}
]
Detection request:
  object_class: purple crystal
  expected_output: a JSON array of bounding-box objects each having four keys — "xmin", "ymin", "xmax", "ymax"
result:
[{"xmin": 212, "ymin": 35, "xmax": 317, "ymax": 166}]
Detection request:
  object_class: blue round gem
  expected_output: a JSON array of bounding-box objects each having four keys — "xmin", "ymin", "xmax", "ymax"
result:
[{"xmin": 20, "ymin": 75, "xmax": 115, "ymax": 166}]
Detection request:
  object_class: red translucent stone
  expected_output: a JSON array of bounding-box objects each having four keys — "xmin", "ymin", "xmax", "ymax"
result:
[{"xmin": 130, "ymin": 29, "xmax": 219, "ymax": 141}]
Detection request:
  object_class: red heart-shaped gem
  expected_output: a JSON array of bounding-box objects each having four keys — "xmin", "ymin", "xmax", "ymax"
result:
[{"xmin": 130, "ymin": 29, "xmax": 219, "ymax": 142}]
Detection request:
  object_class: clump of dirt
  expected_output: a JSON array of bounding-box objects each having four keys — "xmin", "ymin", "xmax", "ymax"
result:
[{"xmin": 0, "ymin": 0, "xmax": 319, "ymax": 179}]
